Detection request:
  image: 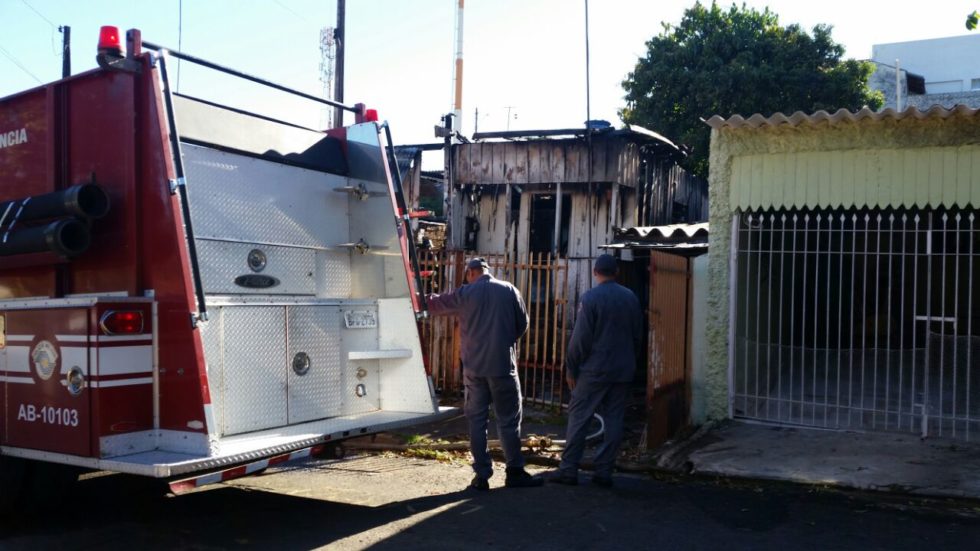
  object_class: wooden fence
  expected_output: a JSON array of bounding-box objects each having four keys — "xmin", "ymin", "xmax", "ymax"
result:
[{"xmin": 418, "ymin": 250, "xmax": 571, "ymax": 408}]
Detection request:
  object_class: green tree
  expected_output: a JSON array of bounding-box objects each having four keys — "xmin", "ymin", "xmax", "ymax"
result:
[
  {"xmin": 967, "ymin": 10, "xmax": 978, "ymax": 30},
  {"xmin": 621, "ymin": 2, "xmax": 883, "ymax": 177}
]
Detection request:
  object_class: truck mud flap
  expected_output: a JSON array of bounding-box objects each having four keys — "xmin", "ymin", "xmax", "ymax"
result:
[{"xmin": 168, "ymin": 444, "xmax": 325, "ymax": 494}]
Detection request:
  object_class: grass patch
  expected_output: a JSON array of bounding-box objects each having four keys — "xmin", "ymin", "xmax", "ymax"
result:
[
  {"xmin": 403, "ymin": 434, "xmax": 452, "ymax": 446},
  {"xmin": 402, "ymin": 448, "xmax": 459, "ymax": 462}
]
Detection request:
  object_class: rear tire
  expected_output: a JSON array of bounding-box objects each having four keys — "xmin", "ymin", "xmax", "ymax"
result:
[
  {"xmin": 0, "ymin": 455, "xmax": 28, "ymax": 514},
  {"xmin": 21, "ymin": 461, "xmax": 81, "ymax": 509},
  {"xmin": 313, "ymin": 443, "xmax": 346, "ymax": 460}
]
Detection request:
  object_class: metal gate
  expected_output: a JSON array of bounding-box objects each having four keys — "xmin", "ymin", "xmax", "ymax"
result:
[{"xmin": 731, "ymin": 209, "xmax": 979, "ymax": 440}]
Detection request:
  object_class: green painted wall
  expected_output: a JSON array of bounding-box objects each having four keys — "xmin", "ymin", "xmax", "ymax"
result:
[{"xmin": 704, "ymin": 114, "xmax": 980, "ymax": 421}]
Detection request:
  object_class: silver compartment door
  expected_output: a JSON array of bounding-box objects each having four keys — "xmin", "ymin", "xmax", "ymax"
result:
[
  {"xmin": 221, "ymin": 307, "xmax": 287, "ymax": 435},
  {"xmin": 287, "ymin": 306, "xmax": 343, "ymax": 424}
]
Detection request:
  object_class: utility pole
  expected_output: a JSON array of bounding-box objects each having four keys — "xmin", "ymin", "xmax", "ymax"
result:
[
  {"xmin": 59, "ymin": 26, "xmax": 70, "ymax": 78},
  {"xmin": 443, "ymin": 113, "xmax": 456, "ymax": 248},
  {"xmin": 895, "ymin": 58, "xmax": 902, "ymax": 111},
  {"xmin": 474, "ymin": 106, "xmax": 478, "ymax": 135},
  {"xmin": 332, "ymin": 0, "xmax": 346, "ymax": 128},
  {"xmin": 504, "ymin": 106, "xmax": 517, "ymax": 131},
  {"xmin": 584, "ymin": 0, "xmax": 594, "ymax": 284}
]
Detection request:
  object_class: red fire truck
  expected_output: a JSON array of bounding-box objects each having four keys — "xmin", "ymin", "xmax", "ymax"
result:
[{"xmin": 0, "ymin": 26, "xmax": 447, "ymax": 506}]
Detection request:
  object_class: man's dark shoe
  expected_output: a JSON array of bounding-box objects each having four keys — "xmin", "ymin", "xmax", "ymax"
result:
[
  {"xmin": 469, "ymin": 475, "xmax": 490, "ymax": 491},
  {"xmin": 546, "ymin": 471, "xmax": 579, "ymax": 486},
  {"xmin": 591, "ymin": 475, "xmax": 613, "ymax": 488},
  {"xmin": 505, "ymin": 468, "xmax": 544, "ymax": 488}
]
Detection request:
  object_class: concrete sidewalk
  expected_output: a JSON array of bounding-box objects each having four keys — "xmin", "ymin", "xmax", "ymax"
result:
[
  {"xmin": 369, "ymin": 404, "xmax": 980, "ymax": 502},
  {"xmin": 670, "ymin": 421, "xmax": 980, "ymax": 500}
]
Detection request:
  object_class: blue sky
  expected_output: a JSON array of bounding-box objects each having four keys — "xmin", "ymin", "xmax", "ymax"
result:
[{"xmin": 1, "ymin": 0, "xmax": 977, "ymax": 148}]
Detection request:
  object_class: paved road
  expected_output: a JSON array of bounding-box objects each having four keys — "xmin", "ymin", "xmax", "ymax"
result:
[{"xmin": 1, "ymin": 454, "xmax": 978, "ymax": 550}]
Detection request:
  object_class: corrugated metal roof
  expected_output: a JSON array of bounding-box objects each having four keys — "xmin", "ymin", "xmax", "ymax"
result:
[
  {"xmin": 616, "ymin": 222, "xmax": 709, "ymax": 240},
  {"xmin": 614, "ymin": 124, "xmax": 681, "ymax": 152},
  {"xmin": 706, "ymin": 105, "xmax": 980, "ymax": 130},
  {"xmin": 470, "ymin": 124, "xmax": 681, "ymax": 153},
  {"xmin": 604, "ymin": 223, "xmax": 709, "ymax": 256},
  {"xmin": 603, "ymin": 241, "xmax": 707, "ymax": 252}
]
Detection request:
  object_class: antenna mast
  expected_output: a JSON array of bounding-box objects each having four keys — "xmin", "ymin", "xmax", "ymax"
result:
[
  {"xmin": 452, "ymin": 0, "xmax": 465, "ymax": 135},
  {"xmin": 319, "ymin": 27, "xmax": 337, "ymax": 129}
]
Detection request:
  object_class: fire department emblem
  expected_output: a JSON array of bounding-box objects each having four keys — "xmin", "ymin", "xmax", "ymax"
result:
[{"xmin": 32, "ymin": 340, "xmax": 59, "ymax": 381}]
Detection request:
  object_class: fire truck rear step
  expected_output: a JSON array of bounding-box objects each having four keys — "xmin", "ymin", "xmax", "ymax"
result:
[{"xmin": 0, "ymin": 407, "xmax": 455, "ymax": 478}]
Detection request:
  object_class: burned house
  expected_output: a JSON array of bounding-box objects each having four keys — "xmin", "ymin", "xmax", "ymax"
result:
[
  {"xmin": 446, "ymin": 125, "xmax": 707, "ymax": 303},
  {"xmin": 394, "ymin": 126, "xmax": 707, "ymax": 405}
]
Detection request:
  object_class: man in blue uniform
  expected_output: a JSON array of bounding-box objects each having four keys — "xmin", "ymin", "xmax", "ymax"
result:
[
  {"xmin": 550, "ymin": 254, "xmax": 643, "ymax": 487},
  {"xmin": 427, "ymin": 257, "xmax": 543, "ymax": 490}
]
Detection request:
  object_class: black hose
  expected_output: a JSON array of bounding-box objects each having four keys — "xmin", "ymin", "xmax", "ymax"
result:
[
  {"xmin": 0, "ymin": 218, "xmax": 91, "ymax": 258},
  {"xmin": 0, "ymin": 183, "xmax": 110, "ymax": 223}
]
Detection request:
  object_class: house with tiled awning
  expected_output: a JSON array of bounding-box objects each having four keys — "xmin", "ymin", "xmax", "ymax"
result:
[{"xmin": 703, "ymin": 106, "xmax": 980, "ymax": 442}]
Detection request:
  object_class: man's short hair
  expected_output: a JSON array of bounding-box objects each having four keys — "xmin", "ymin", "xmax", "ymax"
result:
[
  {"xmin": 593, "ymin": 254, "xmax": 618, "ymax": 276},
  {"xmin": 466, "ymin": 257, "xmax": 489, "ymax": 271}
]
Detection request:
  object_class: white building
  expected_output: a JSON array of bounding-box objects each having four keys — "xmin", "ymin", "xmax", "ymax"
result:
[{"xmin": 870, "ymin": 34, "xmax": 980, "ymax": 110}]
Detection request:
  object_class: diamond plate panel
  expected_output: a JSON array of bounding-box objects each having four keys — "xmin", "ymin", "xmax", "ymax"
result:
[
  {"xmin": 287, "ymin": 306, "xmax": 343, "ymax": 423},
  {"xmin": 315, "ymin": 250, "xmax": 352, "ymax": 298},
  {"xmin": 197, "ymin": 239, "xmax": 315, "ymax": 295},
  {"xmin": 198, "ymin": 311, "xmax": 224, "ymax": 432},
  {"xmin": 221, "ymin": 307, "xmax": 287, "ymax": 435},
  {"xmin": 182, "ymin": 144, "xmax": 350, "ymax": 248}
]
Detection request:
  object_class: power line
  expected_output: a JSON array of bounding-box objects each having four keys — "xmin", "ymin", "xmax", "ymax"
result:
[
  {"xmin": 20, "ymin": 0, "xmax": 56, "ymax": 29},
  {"xmin": 273, "ymin": 0, "xmax": 306, "ymax": 22},
  {"xmin": 176, "ymin": 0, "xmax": 183, "ymax": 91},
  {"xmin": 20, "ymin": 0, "xmax": 62, "ymax": 57},
  {"xmin": 0, "ymin": 44, "xmax": 42, "ymax": 84},
  {"xmin": 273, "ymin": 0, "xmax": 326, "ymax": 36}
]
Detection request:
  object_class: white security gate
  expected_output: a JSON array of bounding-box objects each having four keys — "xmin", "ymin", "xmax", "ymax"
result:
[{"xmin": 731, "ymin": 209, "xmax": 979, "ymax": 440}]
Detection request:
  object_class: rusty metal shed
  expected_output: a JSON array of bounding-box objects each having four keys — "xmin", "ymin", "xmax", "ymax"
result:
[{"xmin": 603, "ymin": 223, "xmax": 711, "ymax": 448}]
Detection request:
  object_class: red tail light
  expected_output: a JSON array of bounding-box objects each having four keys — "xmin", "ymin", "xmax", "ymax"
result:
[
  {"xmin": 100, "ymin": 310, "xmax": 144, "ymax": 335},
  {"xmin": 98, "ymin": 25, "xmax": 124, "ymax": 56}
]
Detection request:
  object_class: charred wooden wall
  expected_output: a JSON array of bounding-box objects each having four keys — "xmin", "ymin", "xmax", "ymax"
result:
[{"xmin": 453, "ymin": 137, "xmax": 643, "ymax": 187}]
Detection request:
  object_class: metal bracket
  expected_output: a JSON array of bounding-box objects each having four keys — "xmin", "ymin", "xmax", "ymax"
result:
[
  {"xmin": 168, "ymin": 178, "xmax": 184, "ymax": 195},
  {"xmin": 335, "ymin": 238, "xmax": 387, "ymax": 255},
  {"xmin": 189, "ymin": 310, "xmax": 209, "ymax": 329},
  {"xmin": 96, "ymin": 54, "xmax": 143, "ymax": 73},
  {"xmin": 334, "ymin": 182, "xmax": 386, "ymax": 201}
]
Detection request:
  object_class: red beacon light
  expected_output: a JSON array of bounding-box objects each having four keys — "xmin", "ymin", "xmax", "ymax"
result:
[
  {"xmin": 363, "ymin": 108, "xmax": 379, "ymax": 122},
  {"xmin": 98, "ymin": 25, "xmax": 124, "ymax": 58}
]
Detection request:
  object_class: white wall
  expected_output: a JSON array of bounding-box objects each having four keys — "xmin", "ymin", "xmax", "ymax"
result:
[{"xmin": 872, "ymin": 34, "xmax": 980, "ymax": 94}]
